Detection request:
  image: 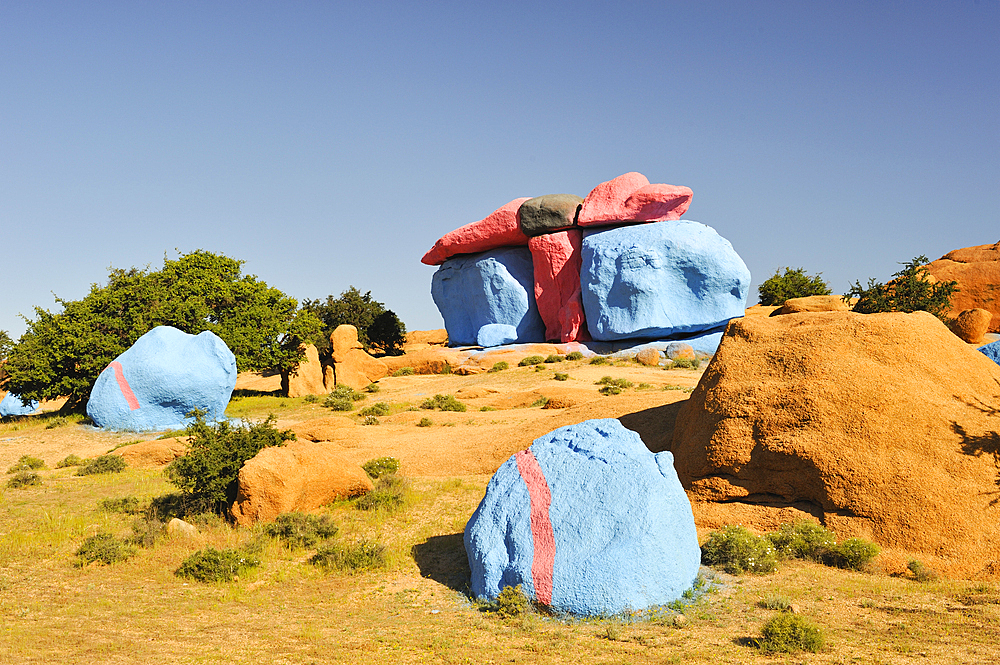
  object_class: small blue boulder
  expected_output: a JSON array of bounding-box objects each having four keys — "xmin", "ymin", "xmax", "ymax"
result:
[
  {"xmin": 86, "ymin": 326, "xmax": 237, "ymax": 432},
  {"xmin": 581, "ymin": 221, "xmax": 750, "ymax": 341},
  {"xmin": 980, "ymin": 340, "xmax": 1000, "ymax": 366},
  {"xmin": 464, "ymin": 418, "xmax": 700, "ymax": 616},
  {"xmin": 0, "ymin": 393, "xmax": 38, "ymax": 417},
  {"xmin": 431, "ymin": 247, "xmax": 546, "ymax": 346},
  {"xmin": 477, "ymin": 323, "xmax": 519, "ymax": 348}
]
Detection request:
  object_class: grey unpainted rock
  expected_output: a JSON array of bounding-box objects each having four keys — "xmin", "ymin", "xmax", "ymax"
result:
[{"xmin": 518, "ymin": 194, "xmax": 583, "ymax": 237}]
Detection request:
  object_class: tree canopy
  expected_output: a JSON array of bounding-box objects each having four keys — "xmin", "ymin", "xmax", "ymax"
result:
[
  {"xmin": 3, "ymin": 250, "xmax": 321, "ymax": 407},
  {"xmin": 302, "ymin": 287, "xmax": 406, "ymax": 357},
  {"xmin": 847, "ymin": 255, "xmax": 958, "ymax": 320},
  {"xmin": 758, "ymin": 267, "xmax": 832, "ymax": 306}
]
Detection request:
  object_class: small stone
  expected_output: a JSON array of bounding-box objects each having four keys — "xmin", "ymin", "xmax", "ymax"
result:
[
  {"xmin": 518, "ymin": 194, "xmax": 583, "ymax": 237},
  {"xmin": 672, "ymin": 613, "xmax": 687, "ymax": 627},
  {"xmin": 636, "ymin": 348, "xmax": 661, "ymax": 366},
  {"xmin": 665, "ymin": 343, "xmax": 696, "ymax": 361},
  {"xmin": 788, "ymin": 603, "xmax": 801, "ymax": 614},
  {"xmin": 166, "ymin": 518, "xmax": 198, "ymax": 538}
]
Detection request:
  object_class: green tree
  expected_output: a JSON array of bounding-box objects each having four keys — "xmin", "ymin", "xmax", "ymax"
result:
[
  {"xmin": 0, "ymin": 330, "xmax": 12, "ymax": 363},
  {"xmin": 758, "ymin": 267, "xmax": 832, "ymax": 305},
  {"xmin": 847, "ymin": 255, "xmax": 958, "ymax": 320},
  {"xmin": 302, "ymin": 286, "xmax": 406, "ymax": 357},
  {"xmin": 3, "ymin": 250, "xmax": 322, "ymax": 407}
]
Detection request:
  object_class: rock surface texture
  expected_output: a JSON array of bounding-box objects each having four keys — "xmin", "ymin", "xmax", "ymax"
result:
[
  {"xmin": 431, "ymin": 247, "xmax": 546, "ymax": 346},
  {"xmin": 528, "ymin": 230, "xmax": 587, "ymax": 343},
  {"xmin": 86, "ymin": 326, "xmax": 237, "ymax": 432},
  {"xmin": 230, "ymin": 440, "xmax": 374, "ymax": 526},
  {"xmin": 770, "ymin": 295, "xmax": 849, "ymax": 316},
  {"xmin": 518, "ymin": 194, "xmax": 583, "ymax": 236},
  {"xmin": 0, "ymin": 392, "xmax": 38, "ymax": 417},
  {"xmin": 670, "ymin": 311, "xmax": 1000, "ymax": 579},
  {"xmin": 111, "ymin": 438, "xmax": 188, "ymax": 467},
  {"xmin": 465, "ymin": 419, "xmax": 700, "ymax": 615},
  {"xmin": 925, "ymin": 242, "xmax": 1000, "ymax": 332},
  {"xmin": 328, "ymin": 325, "xmax": 388, "ymax": 390},
  {"xmin": 950, "ymin": 308, "xmax": 993, "ymax": 344},
  {"xmin": 421, "ymin": 198, "xmax": 530, "ymax": 266},
  {"xmin": 577, "ymin": 172, "xmax": 692, "ymax": 227},
  {"xmin": 581, "ymin": 222, "xmax": 750, "ymax": 341},
  {"xmin": 281, "ymin": 344, "xmax": 328, "ymax": 397}
]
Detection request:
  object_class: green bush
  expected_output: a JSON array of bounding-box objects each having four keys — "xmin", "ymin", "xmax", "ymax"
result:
[
  {"xmin": 907, "ymin": 559, "xmax": 938, "ymax": 582},
  {"xmin": 6, "ymin": 470, "xmax": 41, "ymax": 489},
  {"xmin": 328, "ymin": 385, "xmax": 366, "ymax": 402},
  {"xmin": 99, "ymin": 496, "xmax": 142, "ymax": 514},
  {"xmin": 755, "ymin": 613, "xmax": 825, "ymax": 654},
  {"xmin": 165, "ymin": 413, "xmax": 293, "ymax": 514},
  {"xmin": 303, "ymin": 394, "xmax": 319, "ymax": 404},
  {"xmin": 553, "ymin": 372, "xmax": 569, "ymax": 381},
  {"xmin": 759, "ymin": 595, "xmax": 792, "ymax": 611},
  {"xmin": 668, "ymin": 358, "xmax": 700, "ymax": 370},
  {"xmin": 701, "ymin": 525, "xmax": 778, "ymax": 575},
  {"xmin": 130, "ymin": 517, "xmax": 165, "ymax": 548},
  {"xmin": 518, "ymin": 355, "xmax": 545, "ymax": 367},
  {"xmin": 361, "ymin": 456, "xmax": 399, "ymax": 479},
  {"xmin": 599, "ymin": 385, "xmax": 621, "ymax": 396},
  {"xmin": 301, "ymin": 286, "xmax": 407, "ymax": 357},
  {"xmin": 767, "ymin": 520, "xmax": 837, "ymax": 561},
  {"xmin": 364, "ymin": 383, "xmax": 380, "ymax": 393},
  {"xmin": 324, "ymin": 396, "xmax": 354, "ymax": 411},
  {"xmin": 495, "ymin": 584, "xmax": 530, "ymax": 618},
  {"xmin": 175, "ymin": 547, "xmax": 260, "ymax": 583},
  {"xmin": 355, "ymin": 475, "xmax": 406, "ymax": 512},
  {"xmin": 758, "ymin": 267, "xmax": 831, "ymax": 306},
  {"xmin": 479, "ymin": 406, "xmax": 497, "ymax": 412},
  {"xmin": 827, "ymin": 538, "xmax": 880, "ymax": 572},
  {"xmin": 847, "ymin": 255, "xmax": 958, "ymax": 320},
  {"xmin": 589, "ymin": 356, "xmax": 610, "ymax": 365},
  {"xmin": 7, "ymin": 455, "xmax": 44, "ymax": 473},
  {"xmin": 265, "ymin": 512, "xmax": 339, "ymax": 548},
  {"xmin": 565, "ymin": 351, "xmax": 584, "ymax": 361},
  {"xmin": 361, "ymin": 415, "xmax": 379, "ymax": 425},
  {"xmin": 76, "ymin": 454, "xmax": 127, "ymax": 476},
  {"xmin": 596, "ymin": 376, "xmax": 632, "ymax": 394},
  {"xmin": 76, "ymin": 533, "xmax": 137, "ymax": 566},
  {"xmin": 55, "ymin": 454, "xmax": 84, "ymax": 468},
  {"xmin": 417, "ymin": 417, "xmax": 433, "ymax": 427},
  {"xmin": 309, "ymin": 539, "xmax": 386, "ymax": 571},
  {"xmin": 543, "ymin": 354, "xmax": 564, "ymax": 363},
  {"xmin": 419, "ymin": 394, "xmax": 466, "ymax": 412},
  {"xmin": 392, "ymin": 367, "xmax": 414, "ymax": 377},
  {"xmin": 488, "ymin": 361, "xmax": 509, "ymax": 373},
  {"xmin": 359, "ymin": 402, "xmax": 390, "ymax": 417}
]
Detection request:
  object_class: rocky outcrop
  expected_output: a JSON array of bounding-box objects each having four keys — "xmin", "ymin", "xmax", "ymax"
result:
[
  {"xmin": 230, "ymin": 440, "xmax": 373, "ymax": 526},
  {"xmin": 770, "ymin": 295, "xmax": 849, "ymax": 316},
  {"xmin": 111, "ymin": 437, "xmax": 188, "ymax": 467},
  {"xmin": 528, "ymin": 230, "xmax": 587, "ymax": 343},
  {"xmin": 670, "ymin": 311, "xmax": 1000, "ymax": 579},
  {"xmin": 289, "ymin": 416, "xmax": 357, "ymax": 442},
  {"xmin": 281, "ymin": 344, "xmax": 328, "ymax": 397},
  {"xmin": 421, "ymin": 198, "xmax": 530, "ymax": 266},
  {"xmin": 577, "ymin": 172, "xmax": 692, "ymax": 227},
  {"xmin": 925, "ymin": 242, "xmax": 1000, "ymax": 332},
  {"xmin": 328, "ymin": 325, "xmax": 388, "ymax": 390}
]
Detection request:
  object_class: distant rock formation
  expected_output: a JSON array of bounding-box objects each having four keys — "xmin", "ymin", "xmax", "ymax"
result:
[{"xmin": 925, "ymin": 242, "xmax": 1000, "ymax": 332}]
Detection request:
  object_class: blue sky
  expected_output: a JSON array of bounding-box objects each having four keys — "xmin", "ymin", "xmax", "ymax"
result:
[{"xmin": 2, "ymin": 0, "xmax": 997, "ymax": 339}]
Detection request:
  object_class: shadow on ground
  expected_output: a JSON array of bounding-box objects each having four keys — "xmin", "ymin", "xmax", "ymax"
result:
[{"xmin": 412, "ymin": 533, "xmax": 471, "ymax": 593}]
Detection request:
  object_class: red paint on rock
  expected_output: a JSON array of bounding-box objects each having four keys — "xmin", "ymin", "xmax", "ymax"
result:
[
  {"xmin": 421, "ymin": 198, "xmax": 532, "ymax": 266},
  {"xmin": 622, "ymin": 183, "xmax": 692, "ymax": 221},
  {"xmin": 528, "ymin": 230, "xmax": 587, "ymax": 342},
  {"xmin": 515, "ymin": 449, "xmax": 555, "ymax": 607},
  {"xmin": 577, "ymin": 172, "xmax": 692, "ymax": 226},
  {"xmin": 110, "ymin": 361, "xmax": 141, "ymax": 411}
]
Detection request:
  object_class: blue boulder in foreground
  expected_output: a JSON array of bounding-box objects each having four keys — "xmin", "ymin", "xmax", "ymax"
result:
[
  {"xmin": 581, "ymin": 221, "xmax": 750, "ymax": 341},
  {"xmin": 464, "ymin": 418, "xmax": 700, "ymax": 616},
  {"xmin": 979, "ymin": 340, "xmax": 1000, "ymax": 366},
  {"xmin": 87, "ymin": 326, "xmax": 237, "ymax": 432},
  {"xmin": 431, "ymin": 247, "xmax": 545, "ymax": 346},
  {"xmin": 0, "ymin": 392, "xmax": 38, "ymax": 417}
]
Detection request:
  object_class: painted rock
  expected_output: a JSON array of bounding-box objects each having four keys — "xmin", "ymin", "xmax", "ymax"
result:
[
  {"xmin": 464, "ymin": 418, "xmax": 700, "ymax": 616},
  {"xmin": 431, "ymin": 247, "xmax": 545, "ymax": 347},
  {"xmin": 581, "ymin": 221, "xmax": 750, "ymax": 341},
  {"xmin": 86, "ymin": 326, "xmax": 237, "ymax": 432},
  {"xmin": 421, "ymin": 198, "xmax": 531, "ymax": 266},
  {"xmin": 577, "ymin": 172, "xmax": 692, "ymax": 227},
  {"xmin": 979, "ymin": 339, "xmax": 1000, "ymax": 365},
  {"xmin": 518, "ymin": 194, "xmax": 583, "ymax": 237},
  {"xmin": 528, "ymin": 229, "xmax": 587, "ymax": 342},
  {"xmin": 477, "ymin": 323, "xmax": 519, "ymax": 348},
  {"xmin": 0, "ymin": 392, "xmax": 38, "ymax": 417}
]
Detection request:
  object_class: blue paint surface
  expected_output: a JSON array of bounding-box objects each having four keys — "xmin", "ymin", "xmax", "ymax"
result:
[
  {"xmin": 0, "ymin": 393, "xmax": 38, "ymax": 417},
  {"xmin": 581, "ymin": 221, "xmax": 750, "ymax": 341},
  {"xmin": 431, "ymin": 247, "xmax": 545, "ymax": 346},
  {"xmin": 465, "ymin": 419, "xmax": 700, "ymax": 616},
  {"xmin": 477, "ymin": 323, "xmax": 519, "ymax": 348},
  {"xmin": 86, "ymin": 326, "xmax": 237, "ymax": 432},
  {"xmin": 980, "ymin": 340, "xmax": 1000, "ymax": 366}
]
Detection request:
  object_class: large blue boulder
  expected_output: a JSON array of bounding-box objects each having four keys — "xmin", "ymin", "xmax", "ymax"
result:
[
  {"xmin": 581, "ymin": 221, "xmax": 750, "ymax": 341},
  {"xmin": 464, "ymin": 418, "xmax": 700, "ymax": 616},
  {"xmin": 0, "ymin": 392, "xmax": 38, "ymax": 417},
  {"xmin": 431, "ymin": 247, "xmax": 546, "ymax": 346},
  {"xmin": 87, "ymin": 326, "xmax": 237, "ymax": 432},
  {"xmin": 980, "ymin": 340, "xmax": 1000, "ymax": 366}
]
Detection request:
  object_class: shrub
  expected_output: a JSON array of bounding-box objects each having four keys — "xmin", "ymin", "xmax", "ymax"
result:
[
  {"xmin": 359, "ymin": 402, "xmax": 390, "ymax": 417},
  {"xmin": 589, "ymin": 356, "xmax": 610, "ymax": 365},
  {"xmin": 265, "ymin": 512, "xmax": 338, "ymax": 548},
  {"xmin": 907, "ymin": 559, "xmax": 938, "ymax": 582},
  {"xmin": 530, "ymin": 397, "xmax": 549, "ymax": 407},
  {"xmin": 165, "ymin": 414, "xmax": 294, "ymax": 514},
  {"xmin": 361, "ymin": 415, "xmax": 380, "ymax": 425},
  {"xmin": 596, "ymin": 376, "xmax": 632, "ymax": 393},
  {"xmin": 479, "ymin": 406, "xmax": 497, "ymax": 412},
  {"xmin": 417, "ymin": 417, "xmax": 433, "ymax": 427},
  {"xmin": 76, "ymin": 455, "xmax": 127, "ymax": 476},
  {"xmin": 488, "ymin": 361, "xmax": 509, "ymax": 372},
  {"xmin": 7, "ymin": 455, "xmax": 44, "ymax": 473},
  {"xmin": 758, "ymin": 267, "xmax": 832, "ymax": 306},
  {"xmin": 668, "ymin": 358, "xmax": 700, "ymax": 370},
  {"xmin": 553, "ymin": 373, "xmax": 569, "ymax": 381},
  {"xmin": 76, "ymin": 533, "xmax": 137, "ymax": 566},
  {"xmin": 328, "ymin": 385, "xmax": 366, "ymax": 402},
  {"xmin": 518, "ymin": 355, "xmax": 545, "ymax": 367},
  {"xmin": 364, "ymin": 383, "xmax": 380, "ymax": 393},
  {"xmin": 130, "ymin": 517, "xmax": 165, "ymax": 548},
  {"xmin": 637, "ymin": 382, "xmax": 652, "ymax": 389},
  {"xmin": 303, "ymin": 394, "xmax": 319, "ymax": 403},
  {"xmin": 566, "ymin": 351, "xmax": 584, "ymax": 361},
  {"xmin": 756, "ymin": 613, "xmax": 825, "ymax": 654},
  {"xmin": 599, "ymin": 385, "xmax": 621, "ymax": 396},
  {"xmin": 827, "ymin": 538, "xmax": 880, "ymax": 571},
  {"xmin": 99, "ymin": 496, "xmax": 142, "ymax": 514},
  {"xmin": 56, "ymin": 454, "xmax": 84, "ymax": 468},
  {"xmin": 175, "ymin": 547, "xmax": 260, "ymax": 583},
  {"xmin": 700, "ymin": 525, "xmax": 778, "ymax": 574},
  {"xmin": 310, "ymin": 539, "xmax": 386, "ymax": 571},
  {"xmin": 361, "ymin": 456, "xmax": 399, "ymax": 479},
  {"xmin": 301, "ymin": 286, "xmax": 407, "ymax": 357},
  {"xmin": 324, "ymin": 396, "xmax": 354, "ymax": 411},
  {"xmin": 759, "ymin": 595, "xmax": 792, "ymax": 611},
  {"xmin": 392, "ymin": 367, "xmax": 414, "ymax": 377},
  {"xmin": 543, "ymin": 354, "xmax": 564, "ymax": 363},
  {"xmin": 767, "ymin": 520, "xmax": 837, "ymax": 561},
  {"xmin": 847, "ymin": 255, "xmax": 958, "ymax": 320},
  {"xmin": 355, "ymin": 475, "xmax": 406, "ymax": 512},
  {"xmin": 6, "ymin": 471, "xmax": 41, "ymax": 489},
  {"xmin": 419, "ymin": 394, "xmax": 466, "ymax": 412},
  {"xmin": 495, "ymin": 584, "xmax": 530, "ymax": 618}
]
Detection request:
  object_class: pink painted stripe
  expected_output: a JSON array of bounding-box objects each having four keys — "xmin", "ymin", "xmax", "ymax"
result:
[
  {"xmin": 515, "ymin": 449, "xmax": 555, "ymax": 606},
  {"xmin": 109, "ymin": 361, "xmax": 141, "ymax": 411}
]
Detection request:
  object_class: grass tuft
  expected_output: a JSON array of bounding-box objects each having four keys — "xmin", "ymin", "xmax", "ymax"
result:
[{"xmin": 310, "ymin": 539, "xmax": 386, "ymax": 571}]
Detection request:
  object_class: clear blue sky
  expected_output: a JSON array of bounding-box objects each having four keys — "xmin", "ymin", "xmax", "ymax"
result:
[{"xmin": 2, "ymin": 0, "xmax": 997, "ymax": 339}]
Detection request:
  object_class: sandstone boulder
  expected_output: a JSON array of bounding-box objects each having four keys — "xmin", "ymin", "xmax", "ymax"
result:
[
  {"xmin": 289, "ymin": 416, "xmax": 357, "ymax": 442},
  {"xmin": 528, "ymin": 230, "xmax": 587, "ymax": 342},
  {"xmin": 518, "ymin": 194, "xmax": 582, "ymax": 236},
  {"xmin": 111, "ymin": 437, "xmax": 188, "ymax": 468},
  {"xmin": 665, "ymin": 342, "xmax": 696, "ymax": 361},
  {"xmin": 577, "ymin": 173, "xmax": 692, "ymax": 227},
  {"xmin": 770, "ymin": 295, "xmax": 849, "ymax": 316},
  {"xmin": 230, "ymin": 440, "xmax": 373, "ymax": 526},
  {"xmin": 330, "ymin": 325, "xmax": 364, "ymax": 362},
  {"xmin": 421, "ymin": 198, "xmax": 531, "ymax": 266},
  {"xmin": 636, "ymin": 348, "xmax": 661, "ymax": 366},
  {"xmin": 328, "ymin": 325, "xmax": 388, "ymax": 390},
  {"xmin": 281, "ymin": 344, "xmax": 328, "ymax": 397},
  {"xmin": 166, "ymin": 518, "xmax": 198, "ymax": 538},
  {"xmin": 381, "ymin": 347, "xmax": 460, "ymax": 375},
  {"xmin": 670, "ymin": 311, "xmax": 1000, "ymax": 579},
  {"xmin": 950, "ymin": 308, "xmax": 992, "ymax": 344},
  {"xmin": 405, "ymin": 329, "xmax": 449, "ymax": 346},
  {"xmin": 925, "ymin": 242, "xmax": 1000, "ymax": 332}
]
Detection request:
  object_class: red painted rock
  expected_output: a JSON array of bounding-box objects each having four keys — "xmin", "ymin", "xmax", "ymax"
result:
[
  {"xmin": 421, "ymin": 198, "xmax": 531, "ymax": 265},
  {"xmin": 577, "ymin": 173, "xmax": 693, "ymax": 227},
  {"xmin": 528, "ymin": 230, "xmax": 588, "ymax": 342}
]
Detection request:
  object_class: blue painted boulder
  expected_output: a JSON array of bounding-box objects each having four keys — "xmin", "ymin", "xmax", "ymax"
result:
[
  {"xmin": 464, "ymin": 418, "xmax": 700, "ymax": 616},
  {"xmin": 431, "ymin": 247, "xmax": 546, "ymax": 346},
  {"xmin": 86, "ymin": 326, "xmax": 237, "ymax": 432},
  {"xmin": 477, "ymin": 323, "xmax": 519, "ymax": 348},
  {"xmin": 580, "ymin": 221, "xmax": 750, "ymax": 341},
  {"xmin": 980, "ymin": 340, "xmax": 1000, "ymax": 366},
  {"xmin": 0, "ymin": 393, "xmax": 38, "ymax": 417}
]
